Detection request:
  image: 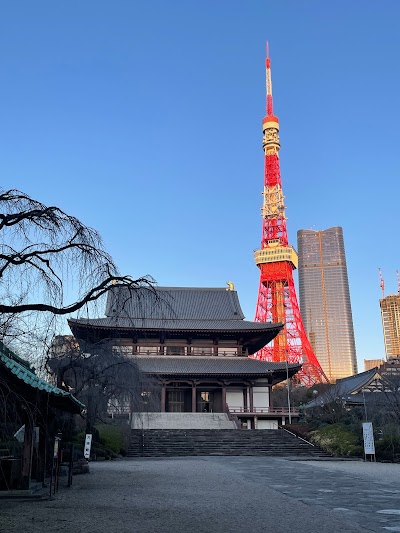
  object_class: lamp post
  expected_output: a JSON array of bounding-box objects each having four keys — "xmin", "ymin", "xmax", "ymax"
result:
[
  {"xmin": 362, "ymin": 389, "xmax": 368, "ymax": 421},
  {"xmin": 286, "ymin": 360, "xmax": 292, "ymax": 424}
]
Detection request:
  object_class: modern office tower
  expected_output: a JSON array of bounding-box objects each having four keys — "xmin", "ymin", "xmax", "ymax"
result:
[
  {"xmin": 297, "ymin": 227, "xmax": 358, "ymax": 381},
  {"xmin": 380, "ymin": 293, "xmax": 400, "ymax": 359}
]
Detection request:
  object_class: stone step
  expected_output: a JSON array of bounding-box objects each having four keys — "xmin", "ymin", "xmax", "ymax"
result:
[{"xmin": 127, "ymin": 428, "xmax": 331, "ymax": 458}]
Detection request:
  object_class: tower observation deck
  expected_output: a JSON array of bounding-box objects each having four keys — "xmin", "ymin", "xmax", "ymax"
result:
[{"xmin": 253, "ymin": 45, "xmax": 327, "ymax": 387}]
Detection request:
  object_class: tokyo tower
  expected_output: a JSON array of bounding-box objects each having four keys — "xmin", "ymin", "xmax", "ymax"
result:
[{"xmin": 254, "ymin": 45, "xmax": 328, "ymax": 386}]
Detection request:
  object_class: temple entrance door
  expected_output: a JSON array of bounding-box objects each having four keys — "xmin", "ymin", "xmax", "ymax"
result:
[
  {"xmin": 166, "ymin": 390, "xmax": 184, "ymax": 412},
  {"xmin": 197, "ymin": 391, "xmax": 214, "ymax": 413}
]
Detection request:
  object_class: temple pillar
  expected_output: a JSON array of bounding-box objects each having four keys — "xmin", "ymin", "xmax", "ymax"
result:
[
  {"xmin": 213, "ymin": 339, "xmax": 218, "ymax": 356},
  {"xmin": 249, "ymin": 384, "xmax": 254, "ymax": 412},
  {"xmin": 161, "ymin": 382, "xmax": 166, "ymax": 413},
  {"xmin": 21, "ymin": 413, "xmax": 34, "ymax": 490},
  {"xmin": 192, "ymin": 383, "xmax": 197, "ymax": 412},
  {"xmin": 37, "ymin": 424, "xmax": 47, "ymax": 484},
  {"xmin": 268, "ymin": 383, "xmax": 273, "ymax": 408},
  {"xmin": 222, "ymin": 383, "xmax": 227, "ymax": 411}
]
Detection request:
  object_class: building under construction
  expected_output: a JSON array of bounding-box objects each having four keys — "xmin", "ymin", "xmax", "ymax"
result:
[{"xmin": 380, "ymin": 276, "xmax": 400, "ymax": 359}]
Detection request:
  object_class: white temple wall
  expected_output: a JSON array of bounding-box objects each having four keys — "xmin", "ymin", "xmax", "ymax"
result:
[
  {"xmin": 226, "ymin": 390, "xmax": 244, "ymax": 409},
  {"xmin": 253, "ymin": 386, "xmax": 270, "ymax": 408},
  {"xmin": 257, "ymin": 420, "xmax": 278, "ymax": 429}
]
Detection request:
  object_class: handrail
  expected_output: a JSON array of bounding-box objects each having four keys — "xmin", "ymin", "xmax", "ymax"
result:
[
  {"xmin": 228, "ymin": 406, "xmax": 299, "ymax": 415},
  {"xmin": 279, "ymin": 425, "xmax": 315, "ymax": 447},
  {"xmin": 225, "ymin": 403, "xmax": 242, "ymax": 429}
]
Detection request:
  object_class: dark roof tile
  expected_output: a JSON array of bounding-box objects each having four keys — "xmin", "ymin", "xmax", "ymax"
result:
[
  {"xmin": 303, "ymin": 367, "xmax": 380, "ymax": 408},
  {"xmin": 105, "ymin": 286, "xmax": 246, "ymax": 320},
  {"xmin": 69, "ymin": 316, "xmax": 280, "ymax": 332},
  {"xmin": 135, "ymin": 355, "xmax": 301, "ymax": 377}
]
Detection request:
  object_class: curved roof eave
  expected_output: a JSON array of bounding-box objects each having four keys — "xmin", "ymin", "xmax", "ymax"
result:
[{"xmin": 68, "ymin": 318, "xmax": 283, "ymax": 335}]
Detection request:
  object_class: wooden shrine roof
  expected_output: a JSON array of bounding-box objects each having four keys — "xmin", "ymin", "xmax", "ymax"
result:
[{"xmin": 0, "ymin": 342, "xmax": 84, "ymax": 413}]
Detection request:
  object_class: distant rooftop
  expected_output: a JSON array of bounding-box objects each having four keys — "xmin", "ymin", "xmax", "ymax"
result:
[{"xmin": 303, "ymin": 367, "xmax": 380, "ymax": 409}]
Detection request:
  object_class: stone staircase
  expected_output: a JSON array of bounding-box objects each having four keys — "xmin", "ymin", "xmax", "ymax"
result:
[{"xmin": 127, "ymin": 429, "xmax": 331, "ymax": 458}]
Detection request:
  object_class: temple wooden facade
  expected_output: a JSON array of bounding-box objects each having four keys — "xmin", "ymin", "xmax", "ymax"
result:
[{"xmin": 69, "ymin": 286, "xmax": 301, "ymax": 428}]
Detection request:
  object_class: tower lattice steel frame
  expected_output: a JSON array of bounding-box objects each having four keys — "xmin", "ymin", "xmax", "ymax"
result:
[{"xmin": 253, "ymin": 45, "xmax": 327, "ymax": 386}]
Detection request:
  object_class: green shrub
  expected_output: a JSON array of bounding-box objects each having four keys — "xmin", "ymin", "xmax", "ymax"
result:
[
  {"xmin": 310, "ymin": 423, "xmax": 363, "ymax": 457},
  {"xmin": 346, "ymin": 445, "xmax": 364, "ymax": 457},
  {"xmin": 375, "ymin": 435, "xmax": 400, "ymax": 462},
  {"xmin": 288, "ymin": 422, "xmax": 400, "ymax": 462},
  {"xmin": 72, "ymin": 425, "xmax": 125, "ymax": 459},
  {"xmin": 96, "ymin": 424, "xmax": 125, "ymax": 455}
]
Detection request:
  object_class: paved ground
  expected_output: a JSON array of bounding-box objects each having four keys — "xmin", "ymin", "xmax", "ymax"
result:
[{"xmin": 1, "ymin": 457, "xmax": 400, "ymax": 532}]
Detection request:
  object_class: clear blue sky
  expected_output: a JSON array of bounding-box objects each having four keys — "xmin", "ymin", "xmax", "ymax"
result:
[{"xmin": 1, "ymin": 1, "xmax": 399, "ymax": 370}]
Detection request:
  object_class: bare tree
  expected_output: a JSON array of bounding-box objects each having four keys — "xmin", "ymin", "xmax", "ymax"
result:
[
  {"xmin": 0, "ymin": 188, "xmax": 153, "ymax": 358},
  {"xmin": 302, "ymin": 382, "xmax": 354, "ymax": 424},
  {"xmin": 379, "ymin": 372, "xmax": 400, "ymax": 424},
  {"xmin": 46, "ymin": 337, "xmax": 160, "ymax": 433}
]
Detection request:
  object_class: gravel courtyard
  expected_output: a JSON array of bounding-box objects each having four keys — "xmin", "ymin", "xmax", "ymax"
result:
[{"xmin": 1, "ymin": 457, "xmax": 400, "ymax": 533}]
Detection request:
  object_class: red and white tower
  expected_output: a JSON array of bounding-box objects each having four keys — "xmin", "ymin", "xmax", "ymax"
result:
[{"xmin": 254, "ymin": 45, "xmax": 327, "ymax": 386}]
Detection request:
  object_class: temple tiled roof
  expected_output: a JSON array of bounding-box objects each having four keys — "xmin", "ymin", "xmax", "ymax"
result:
[
  {"xmin": 135, "ymin": 355, "xmax": 301, "ymax": 378},
  {"xmin": 104, "ymin": 286, "xmax": 246, "ymax": 320},
  {"xmin": 69, "ymin": 316, "xmax": 280, "ymax": 333},
  {"xmin": 0, "ymin": 342, "xmax": 84, "ymax": 413},
  {"xmin": 303, "ymin": 367, "xmax": 380, "ymax": 408},
  {"xmin": 68, "ymin": 286, "xmax": 283, "ymax": 355},
  {"xmin": 69, "ymin": 285, "xmax": 282, "ymax": 334}
]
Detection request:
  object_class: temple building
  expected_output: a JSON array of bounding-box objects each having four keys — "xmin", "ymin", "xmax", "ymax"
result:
[{"xmin": 68, "ymin": 285, "xmax": 301, "ymax": 429}]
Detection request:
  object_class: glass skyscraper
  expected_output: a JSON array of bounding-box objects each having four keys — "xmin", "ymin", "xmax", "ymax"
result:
[{"xmin": 297, "ymin": 227, "xmax": 358, "ymax": 381}]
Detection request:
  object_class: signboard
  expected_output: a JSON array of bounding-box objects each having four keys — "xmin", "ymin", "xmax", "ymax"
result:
[
  {"xmin": 362, "ymin": 422, "xmax": 375, "ymax": 455},
  {"xmin": 14, "ymin": 425, "xmax": 25, "ymax": 443},
  {"xmin": 53, "ymin": 437, "xmax": 60, "ymax": 458},
  {"xmin": 84, "ymin": 434, "xmax": 92, "ymax": 459},
  {"xmin": 14, "ymin": 425, "xmax": 39, "ymax": 445}
]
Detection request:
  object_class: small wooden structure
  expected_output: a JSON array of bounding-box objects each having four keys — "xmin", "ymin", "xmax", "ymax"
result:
[{"xmin": 0, "ymin": 342, "xmax": 83, "ymax": 490}]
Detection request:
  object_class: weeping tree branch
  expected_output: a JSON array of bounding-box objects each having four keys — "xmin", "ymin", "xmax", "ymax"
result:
[
  {"xmin": 0, "ymin": 188, "xmax": 154, "ymax": 350},
  {"xmin": 0, "ymin": 274, "xmax": 151, "ymax": 315},
  {"xmin": 46, "ymin": 338, "xmax": 159, "ymax": 431}
]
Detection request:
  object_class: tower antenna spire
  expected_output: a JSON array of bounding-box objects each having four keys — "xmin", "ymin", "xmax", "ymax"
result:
[
  {"xmin": 254, "ymin": 44, "xmax": 327, "ymax": 386},
  {"xmin": 379, "ymin": 268, "xmax": 385, "ymax": 297},
  {"xmin": 396, "ymin": 270, "xmax": 400, "ymax": 295},
  {"xmin": 265, "ymin": 41, "xmax": 274, "ymax": 116}
]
